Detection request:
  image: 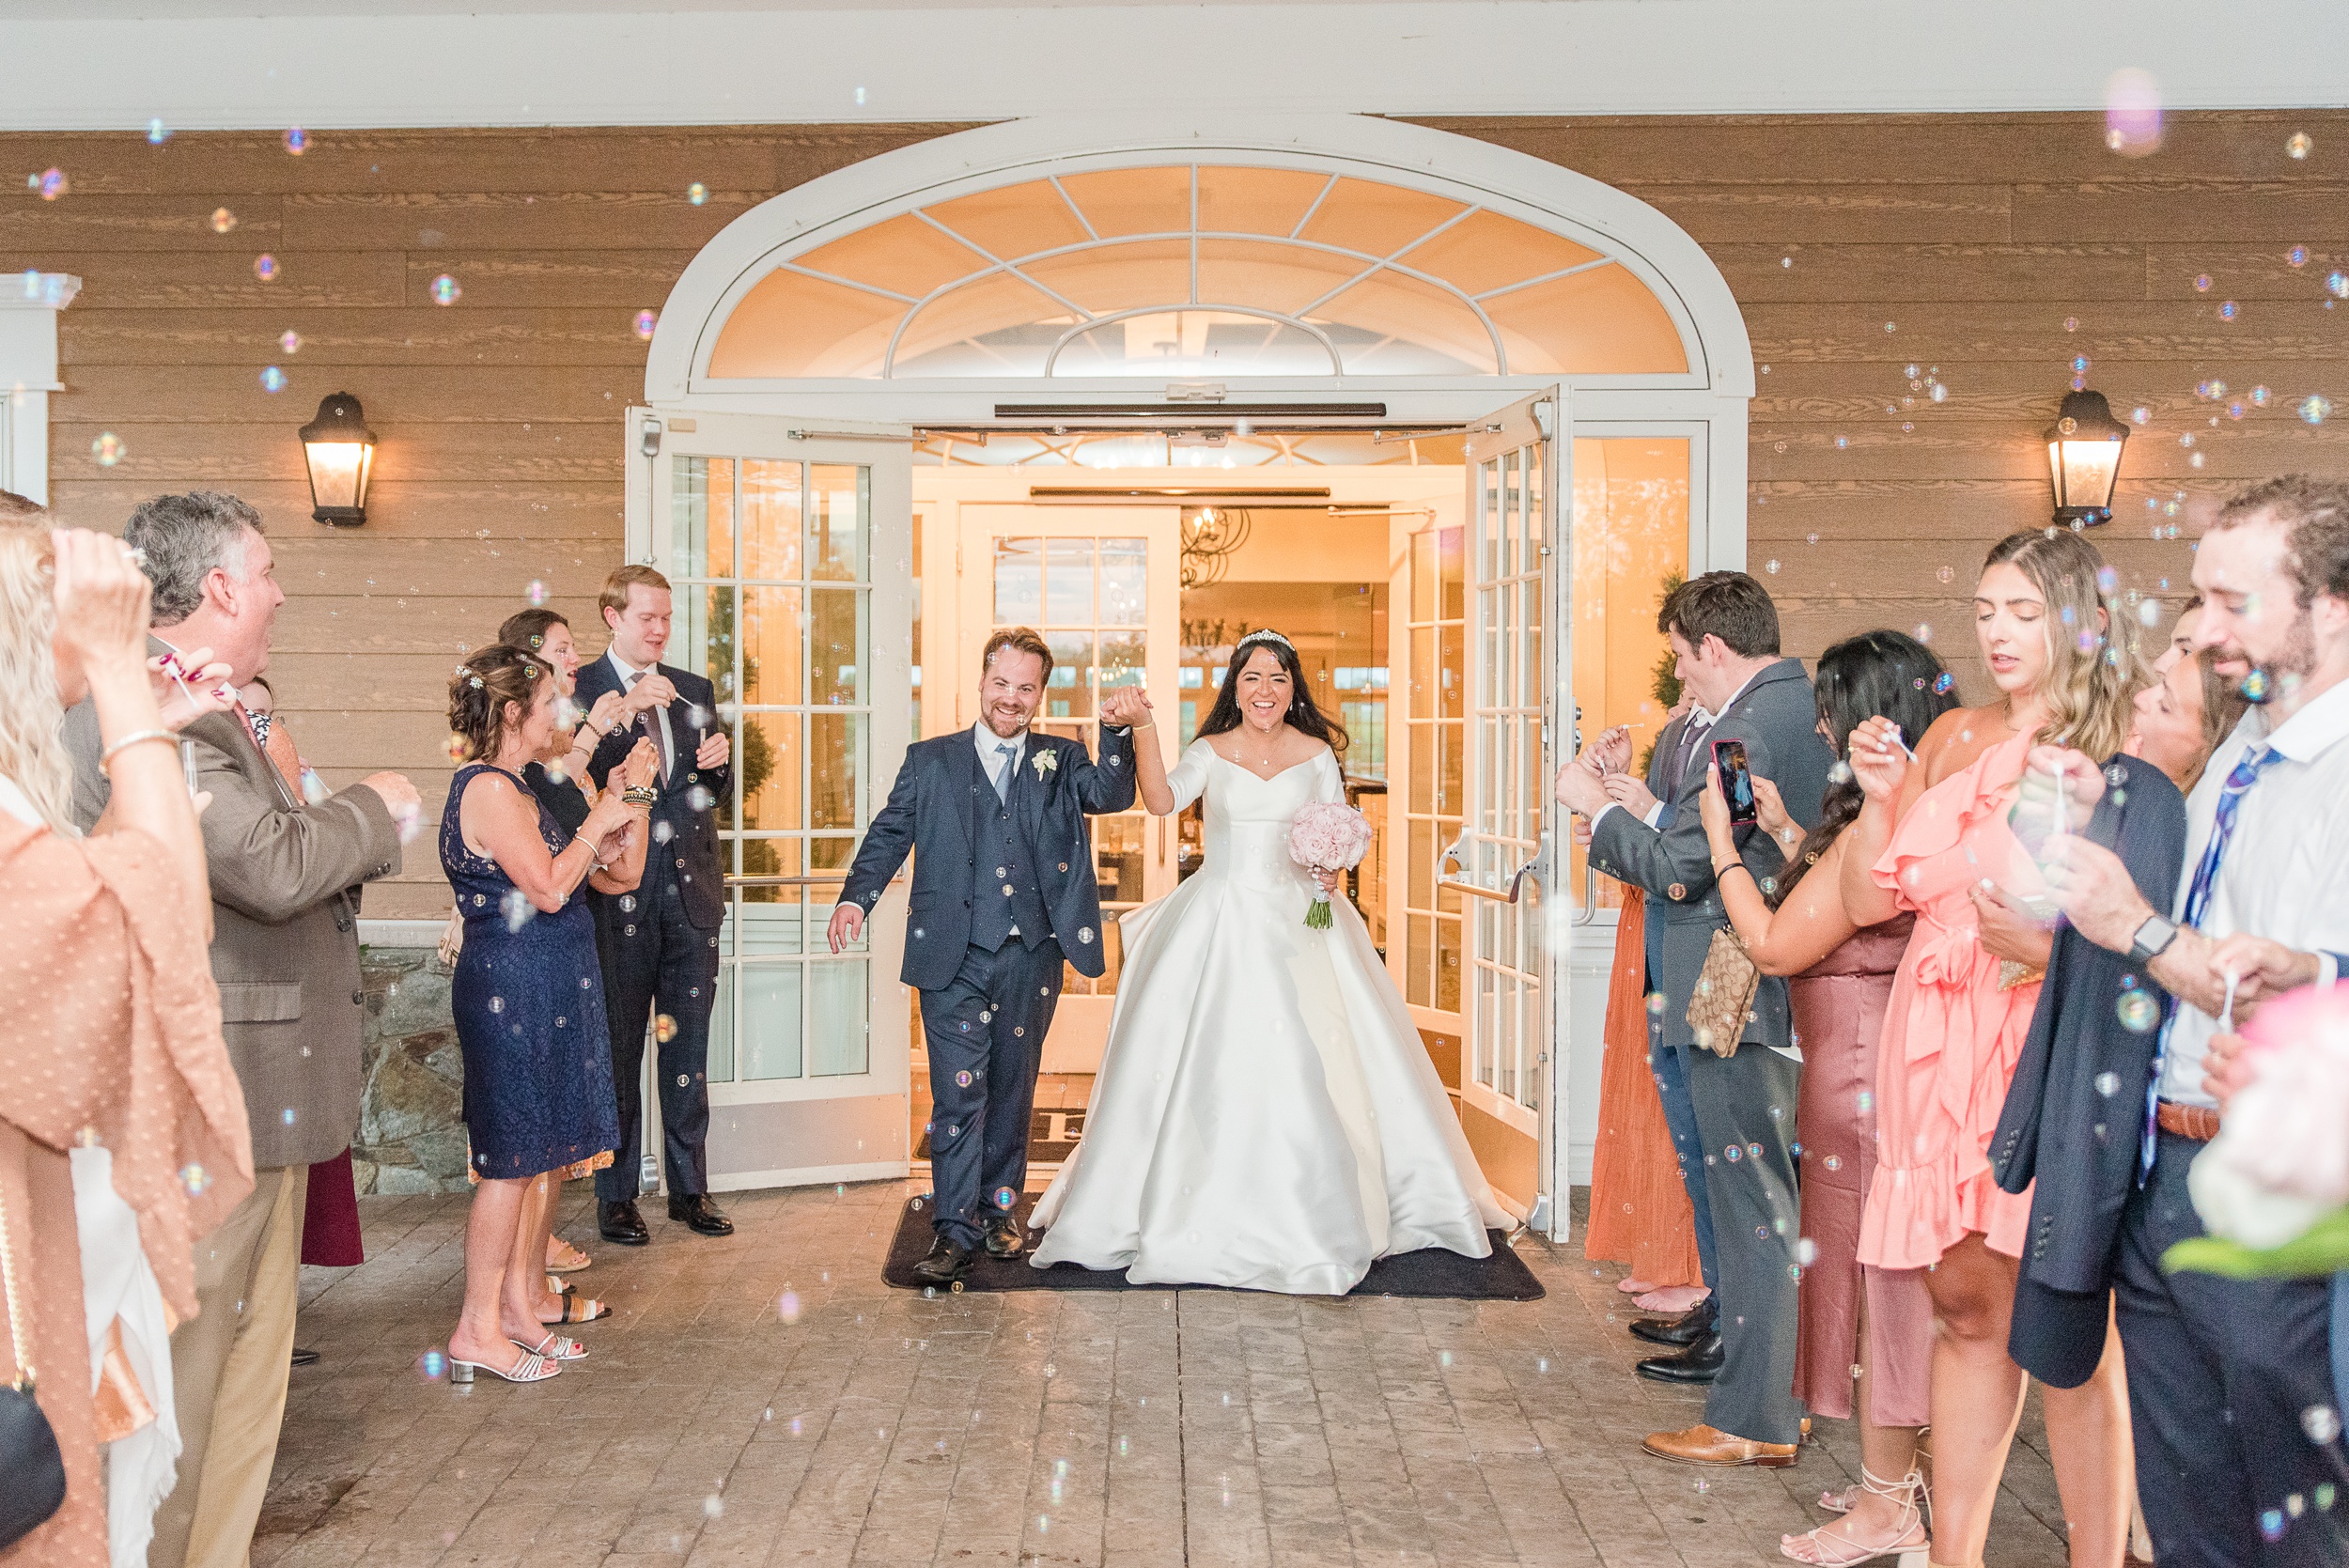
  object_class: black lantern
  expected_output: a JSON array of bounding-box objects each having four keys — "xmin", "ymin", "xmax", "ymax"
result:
[
  {"xmin": 2044, "ymin": 389, "xmax": 2129, "ymax": 527},
  {"xmin": 299, "ymin": 392, "xmax": 376, "ymax": 526}
]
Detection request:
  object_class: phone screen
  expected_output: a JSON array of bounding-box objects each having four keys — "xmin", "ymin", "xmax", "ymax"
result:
[{"xmin": 1713, "ymin": 738, "xmax": 1757, "ymax": 826}]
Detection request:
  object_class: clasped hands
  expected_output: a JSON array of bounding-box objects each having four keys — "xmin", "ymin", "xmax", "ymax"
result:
[
  {"xmin": 1099, "ymin": 687, "xmax": 1152, "ymax": 729},
  {"xmin": 587, "ymin": 737, "xmax": 661, "ymax": 862}
]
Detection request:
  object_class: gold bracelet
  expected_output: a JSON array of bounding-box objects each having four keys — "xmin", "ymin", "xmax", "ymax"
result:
[
  {"xmin": 622, "ymin": 784, "xmax": 658, "ymax": 808},
  {"xmin": 1130, "ymin": 721, "xmax": 1155, "ymax": 732},
  {"xmin": 99, "ymin": 729, "xmax": 177, "ymax": 776}
]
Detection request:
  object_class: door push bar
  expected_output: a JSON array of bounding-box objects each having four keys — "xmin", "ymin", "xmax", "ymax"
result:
[{"xmin": 1438, "ymin": 836, "xmax": 1543, "ymax": 905}]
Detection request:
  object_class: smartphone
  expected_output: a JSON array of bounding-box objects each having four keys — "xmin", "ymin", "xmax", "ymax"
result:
[{"xmin": 1713, "ymin": 738, "xmax": 1758, "ymax": 826}]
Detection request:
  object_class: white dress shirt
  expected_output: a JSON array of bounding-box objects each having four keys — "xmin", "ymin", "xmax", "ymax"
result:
[
  {"xmin": 605, "ymin": 647, "xmax": 675, "ymax": 775},
  {"xmin": 2158, "ymin": 675, "xmax": 2349, "ymax": 1107},
  {"xmin": 973, "ymin": 720, "xmax": 1027, "ymax": 793}
]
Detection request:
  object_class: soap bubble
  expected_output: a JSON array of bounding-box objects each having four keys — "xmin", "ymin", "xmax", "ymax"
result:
[
  {"xmin": 2253, "ymin": 384, "xmax": 2272, "ymax": 406},
  {"xmin": 2289, "ymin": 132, "xmax": 2314, "ymax": 160},
  {"xmin": 1937, "ymin": 565, "xmax": 1954, "ymax": 582},
  {"xmin": 2219, "ymin": 301, "xmax": 2239, "ymax": 321},
  {"xmin": 210, "ymin": 207, "xmax": 237, "ymax": 233},
  {"xmin": 259, "ymin": 365, "xmax": 287, "ymax": 393},
  {"xmin": 2302, "ymin": 396, "xmax": 2333, "ymax": 426},
  {"xmin": 284, "ymin": 126, "xmax": 307, "ymax": 155},
  {"xmin": 634, "ymin": 309, "xmax": 659, "ymax": 339},
  {"xmin": 2290, "ymin": 246, "xmax": 2310, "ymax": 269},
  {"xmin": 2073, "ymin": 355, "xmax": 2091, "ymax": 373},
  {"xmin": 2064, "ymin": 317, "xmax": 2078, "ymax": 333},
  {"xmin": 655, "ymin": 1014, "xmax": 678, "ymax": 1043},
  {"xmin": 2261, "ymin": 1510, "xmax": 2286, "ymax": 1543},
  {"xmin": 1824, "ymin": 1155, "xmax": 1843, "ymax": 1172},
  {"xmin": 2133, "ymin": 407, "xmax": 2151, "ymax": 424},
  {"xmin": 1724, "ymin": 1144, "xmax": 1743, "ymax": 1163},
  {"xmin": 443, "ymin": 731, "xmax": 469, "ymax": 763},
  {"xmin": 686, "ymin": 784, "xmax": 715, "ymax": 812},
  {"xmin": 2303, "ymin": 1405, "xmax": 2341, "ymax": 1444},
  {"xmin": 282, "ymin": 1107, "xmax": 296, "ymax": 1125},
  {"xmin": 2330, "ymin": 272, "xmax": 2349, "ymax": 300},
  {"xmin": 703, "ymin": 1495, "xmax": 723, "ymax": 1520},
  {"xmin": 416, "ymin": 1349, "xmax": 446, "ymax": 1382},
  {"xmin": 1794, "ymin": 1237, "xmax": 1818, "ymax": 1266},
  {"xmin": 279, "ymin": 330, "xmax": 302, "ymax": 354},
  {"xmin": 91, "ymin": 432, "xmax": 126, "ymax": 467},
  {"xmin": 2139, "ymin": 600, "xmax": 2162, "ymax": 628},
  {"xmin": 2104, "ymin": 70, "xmax": 2163, "ymax": 156},
  {"xmin": 147, "ymin": 118, "xmax": 170, "ymax": 144},
  {"xmin": 1765, "ymin": 559, "xmax": 1780, "ymax": 574},
  {"xmin": 2095, "ymin": 1071, "xmax": 2122, "ymax": 1096},
  {"xmin": 2117, "ymin": 989, "xmax": 2160, "ymax": 1033},
  {"xmin": 1933, "ymin": 672, "xmax": 1955, "ymax": 693},
  {"xmin": 776, "ymin": 1289, "xmax": 802, "ymax": 1323},
  {"xmin": 2194, "ymin": 274, "xmax": 2212, "ymax": 292},
  {"xmin": 430, "ymin": 274, "xmax": 461, "ymax": 305},
  {"xmin": 687, "ymin": 182, "xmax": 708, "ymax": 205},
  {"xmin": 526, "ymin": 579, "xmax": 548, "ymax": 606},
  {"xmin": 37, "ymin": 168, "xmax": 66, "ymax": 201},
  {"xmin": 501, "ymin": 890, "xmax": 534, "ymax": 932},
  {"xmin": 254, "ymin": 254, "xmax": 278, "ymax": 281},
  {"xmin": 1645, "ymin": 993, "xmax": 1665, "ymax": 1015},
  {"xmin": 2243, "ymin": 668, "xmax": 2273, "ymax": 703},
  {"xmin": 179, "ymin": 1162, "xmax": 210, "ymax": 1195},
  {"xmin": 955, "ymin": 1070, "xmax": 972, "ymax": 1087}
]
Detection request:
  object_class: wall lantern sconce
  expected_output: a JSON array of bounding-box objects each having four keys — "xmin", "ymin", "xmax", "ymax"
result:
[
  {"xmin": 2045, "ymin": 389, "xmax": 2128, "ymax": 528},
  {"xmin": 299, "ymin": 392, "xmax": 375, "ymax": 526}
]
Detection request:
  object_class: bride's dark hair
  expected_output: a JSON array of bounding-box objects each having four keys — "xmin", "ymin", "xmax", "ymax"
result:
[{"xmin": 1194, "ymin": 632, "xmax": 1347, "ymax": 755}]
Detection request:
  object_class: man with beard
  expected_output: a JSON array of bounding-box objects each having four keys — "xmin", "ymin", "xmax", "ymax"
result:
[{"xmin": 2034, "ymin": 474, "xmax": 2349, "ymax": 1568}]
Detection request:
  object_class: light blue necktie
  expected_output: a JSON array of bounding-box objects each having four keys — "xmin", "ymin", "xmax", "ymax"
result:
[
  {"xmin": 2141, "ymin": 742, "xmax": 2283, "ymax": 1177},
  {"xmin": 992, "ymin": 742, "xmax": 1017, "ymax": 804}
]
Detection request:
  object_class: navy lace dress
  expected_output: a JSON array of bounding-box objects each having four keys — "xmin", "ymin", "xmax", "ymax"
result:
[{"xmin": 441, "ymin": 763, "xmax": 619, "ymax": 1181}]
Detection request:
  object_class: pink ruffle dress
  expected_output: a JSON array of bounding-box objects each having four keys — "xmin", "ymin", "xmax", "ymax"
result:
[{"xmin": 1856, "ymin": 729, "xmax": 2044, "ymax": 1269}]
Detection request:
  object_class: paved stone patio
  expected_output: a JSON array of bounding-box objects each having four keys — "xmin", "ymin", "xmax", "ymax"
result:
[{"xmin": 260, "ymin": 1183, "xmax": 2076, "ymax": 1567}]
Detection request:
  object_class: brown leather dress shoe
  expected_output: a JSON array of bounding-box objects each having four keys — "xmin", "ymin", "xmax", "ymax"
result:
[{"xmin": 1641, "ymin": 1422, "xmax": 1798, "ymax": 1468}]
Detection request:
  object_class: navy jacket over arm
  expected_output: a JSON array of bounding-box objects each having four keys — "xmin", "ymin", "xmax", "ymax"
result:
[
  {"xmin": 575, "ymin": 657, "xmax": 730, "ymax": 931},
  {"xmin": 837, "ymin": 726, "xmax": 1137, "ymax": 990},
  {"xmin": 1989, "ymin": 753, "xmax": 2186, "ymax": 1388}
]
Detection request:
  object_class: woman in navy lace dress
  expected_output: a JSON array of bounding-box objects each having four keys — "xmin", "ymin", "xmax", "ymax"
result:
[{"xmin": 439, "ymin": 644, "xmax": 655, "ymax": 1384}]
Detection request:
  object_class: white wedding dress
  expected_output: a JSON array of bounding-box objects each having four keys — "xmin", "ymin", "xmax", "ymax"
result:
[{"xmin": 1028, "ymin": 739, "xmax": 1507, "ymax": 1294}]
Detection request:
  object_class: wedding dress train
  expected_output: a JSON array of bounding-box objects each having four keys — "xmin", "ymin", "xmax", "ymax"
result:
[{"xmin": 1028, "ymin": 739, "xmax": 1506, "ymax": 1294}]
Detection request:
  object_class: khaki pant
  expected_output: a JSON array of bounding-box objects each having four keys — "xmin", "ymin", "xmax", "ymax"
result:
[{"xmin": 148, "ymin": 1163, "xmax": 307, "ymax": 1568}]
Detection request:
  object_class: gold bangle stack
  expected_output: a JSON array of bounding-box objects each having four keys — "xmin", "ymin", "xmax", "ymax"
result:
[{"xmin": 621, "ymin": 784, "xmax": 658, "ymax": 808}]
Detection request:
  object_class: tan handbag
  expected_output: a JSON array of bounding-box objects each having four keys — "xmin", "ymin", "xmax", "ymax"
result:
[{"xmin": 1685, "ymin": 925, "xmax": 1762, "ymax": 1058}]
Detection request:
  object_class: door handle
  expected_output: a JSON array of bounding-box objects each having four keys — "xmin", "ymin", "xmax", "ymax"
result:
[{"xmin": 1439, "ymin": 835, "xmax": 1541, "ymax": 904}]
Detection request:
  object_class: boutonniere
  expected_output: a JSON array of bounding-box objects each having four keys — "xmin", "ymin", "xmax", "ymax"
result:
[{"xmin": 1032, "ymin": 750, "xmax": 1058, "ymax": 780}]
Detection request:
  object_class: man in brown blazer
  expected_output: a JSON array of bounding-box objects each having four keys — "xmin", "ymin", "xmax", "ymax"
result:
[{"xmin": 65, "ymin": 492, "xmax": 414, "ymax": 1568}]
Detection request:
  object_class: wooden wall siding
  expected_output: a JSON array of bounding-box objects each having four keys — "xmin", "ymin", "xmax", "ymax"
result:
[{"xmin": 9, "ymin": 112, "xmax": 2348, "ymax": 914}]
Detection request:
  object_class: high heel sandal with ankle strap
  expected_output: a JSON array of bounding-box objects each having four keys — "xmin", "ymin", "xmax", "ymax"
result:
[{"xmin": 1780, "ymin": 1465, "xmax": 1930, "ymax": 1567}]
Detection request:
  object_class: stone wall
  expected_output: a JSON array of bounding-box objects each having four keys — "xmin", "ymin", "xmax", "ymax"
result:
[{"xmin": 353, "ymin": 944, "xmax": 468, "ymax": 1195}]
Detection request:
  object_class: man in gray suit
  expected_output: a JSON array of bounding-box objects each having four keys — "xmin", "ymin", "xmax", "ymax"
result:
[
  {"xmin": 1556, "ymin": 570, "xmax": 1832, "ymax": 1469},
  {"xmin": 66, "ymin": 492, "xmax": 414, "ymax": 1568}
]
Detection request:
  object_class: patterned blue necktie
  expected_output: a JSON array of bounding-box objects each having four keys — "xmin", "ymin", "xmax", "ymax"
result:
[{"xmin": 2141, "ymin": 741, "xmax": 2283, "ymax": 1176}]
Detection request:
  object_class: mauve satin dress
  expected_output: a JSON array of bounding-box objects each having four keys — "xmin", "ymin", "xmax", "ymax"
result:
[{"xmin": 1791, "ymin": 916, "xmax": 1935, "ymax": 1426}]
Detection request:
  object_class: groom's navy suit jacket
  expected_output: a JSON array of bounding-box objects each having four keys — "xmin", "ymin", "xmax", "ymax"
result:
[{"xmin": 839, "ymin": 726, "xmax": 1137, "ymax": 990}]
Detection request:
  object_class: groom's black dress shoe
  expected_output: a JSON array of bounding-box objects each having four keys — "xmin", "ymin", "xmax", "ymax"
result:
[
  {"xmin": 981, "ymin": 1213, "xmax": 1025, "ymax": 1258},
  {"xmin": 669, "ymin": 1193, "xmax": 734, "ymax": 1236},
  {"xmin": 1635, "ymin": 1332, "xmax": 1724, "ymax": 1385},
  {"xmin": 1629, "ymin": 1302, "xmax": 1716, "ymax": 1347},
  {"xmin": 599, "ymin": 1199, "xmax": 650, "ymax": 1246},
  {"xmin": 912, "ymin": 1236, "xmax": 974, "ymax": 1285}
]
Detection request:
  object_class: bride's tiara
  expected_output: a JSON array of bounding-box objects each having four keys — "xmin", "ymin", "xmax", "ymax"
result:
[{"xmin": 1237, "ymin": 629, "xmax": 1294, "ymax": 651}]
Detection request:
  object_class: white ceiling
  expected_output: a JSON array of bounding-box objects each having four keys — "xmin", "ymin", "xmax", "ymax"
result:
[{"xmin": 0, "ymin": 1, "xmax": 2341, "ymax": 128}]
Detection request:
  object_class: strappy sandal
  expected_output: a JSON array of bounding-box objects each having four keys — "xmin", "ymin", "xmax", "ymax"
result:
[
  {"xmin": 450, "ymin": 1344, "xmax": 560, "ymax": 1385},
  {"xmin": 540, "ymin": 1294, "xmax": 610, "ymax": 1325},
  {"xmin": 546, "ymin": 1240, "xmax": 592, "ymax": 1274},
  {"xmin": 512, "ymin": 1330, "xmax": 586, "ymax": 1362},
  {"xmin": 1781, "ymin": 1465, "xmax": 1930, "ymax": 1566}
]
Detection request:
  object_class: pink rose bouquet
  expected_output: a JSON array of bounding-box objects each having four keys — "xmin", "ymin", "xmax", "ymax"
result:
[
  {"xmin": 2168, "ymin": 983, "xmax": 2349, "ymax": 1279},
  {"xmin": 1287, "ymin": 801, "xmax": 1373, "ymax": 929}
]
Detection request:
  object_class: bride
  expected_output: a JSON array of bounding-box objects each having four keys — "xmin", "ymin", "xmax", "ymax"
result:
[{"xmin": 1028, "ymin": 629, "xmax": 1506, "ymax": 1294}]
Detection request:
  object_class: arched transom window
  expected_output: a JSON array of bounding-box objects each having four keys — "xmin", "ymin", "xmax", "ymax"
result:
[{"xmin": 708, "ymin": 163, "xmax": 1690, "ymax": 380}]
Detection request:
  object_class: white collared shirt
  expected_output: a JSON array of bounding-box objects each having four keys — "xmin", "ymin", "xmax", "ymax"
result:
[
  {"xmin": 605, "ymin": 647, "xmax": 675, "ymax": 774},
  {"xmin": 972, "ymin": 720, "xmax": 1027, "ymax": 794},
  {"xmin": 2158, "ymin": 675, "xmax": 2349, "ymax": 1107},
  {"xmin": 1590, "ymin": 662, "xmax": 1766, "ymax": 831}
]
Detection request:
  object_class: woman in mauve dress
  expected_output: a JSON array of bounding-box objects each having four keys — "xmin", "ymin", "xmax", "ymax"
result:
[
  {"xmin": 1701, "ymin": 629, "xmax": 1954, "ymax": 1566},
  {"xmin": 1838, "ymin": 532, "xmax": 2147, "ymax": 1568}
]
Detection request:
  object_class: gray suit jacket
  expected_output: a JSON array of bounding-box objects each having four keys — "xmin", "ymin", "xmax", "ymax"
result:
[
  {"xmin": 65, "ymin": 696, "xmax": 402, "ymax": 1169},
  {"xmin": 1589, "ymin": 658, "xmax": 1835, "ymax": 1053}
]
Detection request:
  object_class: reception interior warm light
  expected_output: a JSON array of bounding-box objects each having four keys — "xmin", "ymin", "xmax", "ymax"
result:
[
  {"xmin": 2044, "ymin": 388, "xmax": 2129, "ymax": 527},
  {"xmin": 299, "ymin": 392, "xmax": 376, "ymax": 526}
]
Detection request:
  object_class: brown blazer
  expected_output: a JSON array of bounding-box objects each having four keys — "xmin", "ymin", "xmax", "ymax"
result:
[{"xmin": 64, "ymin": 698, "xmax": 402, "ymax": 1169}]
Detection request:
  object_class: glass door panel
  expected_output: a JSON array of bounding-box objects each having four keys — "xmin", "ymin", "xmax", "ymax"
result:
[
  {"xmin": 630, "ymin": 409, "xmax": 913, "ymax": 1191},
  {"xmin": 957, "ymin": 505, "xmax": 1182, "ymax": 1074}
]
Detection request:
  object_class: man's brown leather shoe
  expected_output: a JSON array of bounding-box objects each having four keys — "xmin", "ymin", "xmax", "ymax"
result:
[{"xmin": 1641, "ymin": 1422, "xmax": 1798, "ymax": 1468}]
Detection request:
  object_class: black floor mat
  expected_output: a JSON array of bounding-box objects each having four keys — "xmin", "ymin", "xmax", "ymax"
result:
[
  {"xmin": 913, "ymin": 1108, "xmax": 1084, "ymax": 1166},
  {"xmin": 880, "ymin": 1193, "xmax": 1545, "ymax": 1300}
]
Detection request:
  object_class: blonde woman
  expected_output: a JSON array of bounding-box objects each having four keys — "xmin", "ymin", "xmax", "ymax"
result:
[
  {"xmin": 0, "ymin": 517, "xmax": 251, "ymax": 1568},
  {"xmin": 1838, "ymin": 530, "xmax": 2146, "ymax": 1568}
]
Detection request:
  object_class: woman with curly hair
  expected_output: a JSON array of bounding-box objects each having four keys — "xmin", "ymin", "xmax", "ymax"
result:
[{"xmin": 437, "ymin": 644, "xmax": 654, "ymax": 1384}]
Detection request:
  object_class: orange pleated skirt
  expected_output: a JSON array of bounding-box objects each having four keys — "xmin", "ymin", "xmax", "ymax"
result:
[{"xmin": 1582, "ymin": 889, "xmax": 1703, "ymax": 1287}]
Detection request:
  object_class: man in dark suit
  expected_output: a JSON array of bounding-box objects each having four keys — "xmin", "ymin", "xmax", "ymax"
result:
[
  {"xmin": 576, "ymin": 564, "xmax": 734, "ymax": 1244},
  {"xmin": 828, "ymin": 628, "xmax": 1138, "ymax": 1284},
  {"xmin": 1556, "ymin": 570, "xmax": 1834, "ymax": 1469}
]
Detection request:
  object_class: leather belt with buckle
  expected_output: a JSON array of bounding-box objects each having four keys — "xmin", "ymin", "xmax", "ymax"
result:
[{"xmin": 2155, "ymin": 1100, "xmax": 2223, "ymax": 1141}]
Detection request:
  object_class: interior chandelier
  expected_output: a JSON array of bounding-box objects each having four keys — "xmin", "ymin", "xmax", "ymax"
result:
[{"xmin": 1180, "ymin": 505, "xmax": 1253, "ymax": 589}]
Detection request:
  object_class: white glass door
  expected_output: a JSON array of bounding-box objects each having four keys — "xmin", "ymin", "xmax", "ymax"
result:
[
  {"xmin": 626, "ymin": 408, "xmax": 913, "ymax": 1190},
  {"xmin": 954, "ymin": 505, "xmax": 1183, "ymax": 1073},
  {"xmin": 1443, "ymin": 390, "xmax": 1572, "ymax": 1235}
]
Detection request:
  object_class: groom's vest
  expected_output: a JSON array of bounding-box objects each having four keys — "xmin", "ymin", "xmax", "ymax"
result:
[{"xmin": 969, "ymin": 739, "xmax": 1053, "ymax": 954}]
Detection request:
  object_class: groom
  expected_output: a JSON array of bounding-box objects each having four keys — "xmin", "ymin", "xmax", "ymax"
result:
[{"xmin": 829, "ymin": 628, "xmax": 1141, "ymax": 1284}]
